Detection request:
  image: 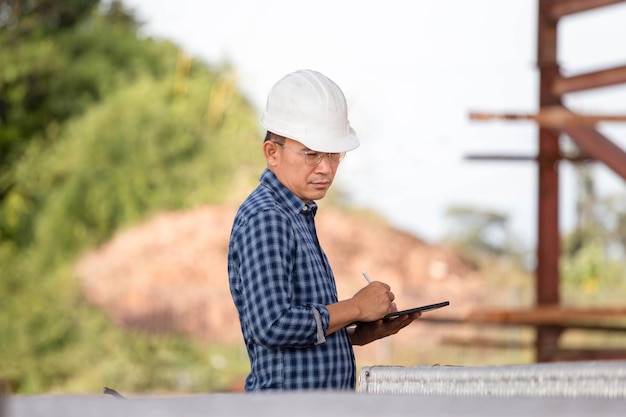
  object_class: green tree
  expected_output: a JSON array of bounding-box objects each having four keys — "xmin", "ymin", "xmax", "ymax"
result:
[
  {"xmin": 560, "ymin": 164, "xmax": 626, "ymax": 304},
  {"xmin": 442, "ymin": 205, "xmax": 533, "ymax": 307},
  {"xmin": 0, "ymin": 0, "xmax": 99, "ymax": 33},
  {"xmin": 0, "ymin": 0, "xmax": 264, "ymax": 393},
  {"xmin": 0, "ymin": 0, "xmax": 182, "ymax": 241},
  {"xmin": 0, "ymin": 0, "xmax": 101, "ymax": 166},
  {"xmin": 13, "ymin": 70, "xmax": 261, "ymax": 255},
  {"xmin": 443, "ymin": 205, "xmax": 522, "ymax": 264}
]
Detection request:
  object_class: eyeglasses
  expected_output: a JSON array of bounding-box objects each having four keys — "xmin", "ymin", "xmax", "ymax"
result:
[{"xmin": 272, "ymin": 142, "xmax": 346, "ymax": 166}]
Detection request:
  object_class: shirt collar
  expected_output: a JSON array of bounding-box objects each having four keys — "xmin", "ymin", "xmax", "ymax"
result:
[{"xmin": 260, "ymin": 168, "xmax": 318, "ymax": 216}]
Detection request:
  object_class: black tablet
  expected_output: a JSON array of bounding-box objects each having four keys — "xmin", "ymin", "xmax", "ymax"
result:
[{"xmin": 383, "ymin": 301, "xmax": 450, "ymax": 320}]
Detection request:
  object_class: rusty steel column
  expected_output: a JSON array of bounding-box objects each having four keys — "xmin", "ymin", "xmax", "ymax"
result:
[{"xmin": 536, "ymin": 0, "xmax": 563, "ymax": 362}]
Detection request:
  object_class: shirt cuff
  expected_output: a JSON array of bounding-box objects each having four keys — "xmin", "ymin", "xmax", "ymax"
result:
[{"xmin": 310, "ymin": 306, "xmax": 327, "ymax": 345}]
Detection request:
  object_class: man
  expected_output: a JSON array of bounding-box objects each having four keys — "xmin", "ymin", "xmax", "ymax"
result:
[{"xmin": 227, "ymin": 69, "xmax": 419, "ymax": 391}]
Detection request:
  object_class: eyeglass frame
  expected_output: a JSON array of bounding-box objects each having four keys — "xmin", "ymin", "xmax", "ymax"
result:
[{"xmin": 271, "ymin": 141, "xmax": 346, "ymax": 166}]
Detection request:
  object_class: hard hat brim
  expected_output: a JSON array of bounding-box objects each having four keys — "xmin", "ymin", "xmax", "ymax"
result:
[{"xmin": 260, "ymin": 118, "xmax": 360, "ymax": 153}]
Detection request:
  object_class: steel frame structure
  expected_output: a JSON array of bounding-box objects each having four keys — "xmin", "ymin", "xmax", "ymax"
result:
[{"xmin": 467, "ymin": 0, "xmax": 626, "ymax": 362}]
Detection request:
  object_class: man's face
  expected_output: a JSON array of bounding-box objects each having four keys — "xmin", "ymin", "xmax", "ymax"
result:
[{"xmin": 265, "ymin": 137, "xmax": 341, "ymax": 202}]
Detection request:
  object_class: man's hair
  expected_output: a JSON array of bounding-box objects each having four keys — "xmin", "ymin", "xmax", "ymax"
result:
[{"xmin": 264, "ymin": 131, "xmax": 285, "ymax": 144}]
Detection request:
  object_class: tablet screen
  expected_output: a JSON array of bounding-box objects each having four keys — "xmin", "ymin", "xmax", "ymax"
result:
[{"xmin": 383, "ymin": 301, "xmax": 449, "ymax": 320}]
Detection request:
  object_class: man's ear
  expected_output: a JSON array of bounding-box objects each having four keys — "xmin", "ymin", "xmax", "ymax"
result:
[{"xmin": 264, "ymin": 140, "xmax": 279, "ymax": 166}]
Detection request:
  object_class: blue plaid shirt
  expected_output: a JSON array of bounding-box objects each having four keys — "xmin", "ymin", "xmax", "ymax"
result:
[{"xmin": 228, "ymin": 169, "xmax": 356, "ymax": 391}]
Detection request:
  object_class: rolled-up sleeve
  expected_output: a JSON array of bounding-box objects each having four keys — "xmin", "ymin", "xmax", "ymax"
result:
[{"xmin": 309, "ymin": 305, "xmax": 329, "ymax": 345}]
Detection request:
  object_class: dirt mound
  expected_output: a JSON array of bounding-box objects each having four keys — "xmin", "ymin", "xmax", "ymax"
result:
[{"xmin": 75, "ymin": 205, "xmax": 486, "ymax": 345}]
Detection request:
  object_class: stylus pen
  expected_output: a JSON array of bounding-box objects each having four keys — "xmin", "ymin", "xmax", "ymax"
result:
[{"xmin": 362, "ymin": 270, "xmax": 372, "ymax": 284}]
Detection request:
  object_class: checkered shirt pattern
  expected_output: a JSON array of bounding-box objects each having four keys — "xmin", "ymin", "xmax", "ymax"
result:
[{"xmin": 228, "ymin": 169, "xmax": 356, "ymax": 390}]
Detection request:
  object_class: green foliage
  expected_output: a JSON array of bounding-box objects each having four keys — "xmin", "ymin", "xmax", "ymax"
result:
[
  {"xmin": 0, "ymin": 0, "xmax": 100, "ymax": 33},
  {"xmin": 0, "ymin": 253, "xmax": 249, "ymax": 393},
  {"xmin": 9, "ymin": 70, "xmax": 262, "ymax": 253},
  {"xmin": 443, "ymin": 197, "xmax": 626, "ymax": 309},
  {"xmin": 560, "ymin": 166, "xmax": 626, "ymax": 306},
  {"xmin": 442, "ymin": 205, "xmax": 527, "ymax": 268},
  {"xmin": 0, "ymin": 0, "xmax": 173, "ymax": 198},
  {"xmin": 0, "ymin": 65, "xmax": 262, "ymax": 392},
  {"xmin": 561, "ymin": 238, "xmax": 626, "ymax": 306},
  {"xmin": 0, "ymin": 0, "xmax": 263, "ymax": 394}
]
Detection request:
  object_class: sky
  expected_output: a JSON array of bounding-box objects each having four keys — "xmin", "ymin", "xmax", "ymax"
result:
[{"xmin": 120, "ymin": 0, "xmax": 626, "ymax": 247}]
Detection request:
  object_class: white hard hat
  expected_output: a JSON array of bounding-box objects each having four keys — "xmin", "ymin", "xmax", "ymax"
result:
[{"xmin": 260, "ymin": 69, "xmax": 359, "ymax": 153}]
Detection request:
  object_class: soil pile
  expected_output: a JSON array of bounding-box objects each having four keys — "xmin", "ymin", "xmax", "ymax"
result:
[{"xmin": 76, "ymin": 205, "xmax": 486, "ymax": 346}]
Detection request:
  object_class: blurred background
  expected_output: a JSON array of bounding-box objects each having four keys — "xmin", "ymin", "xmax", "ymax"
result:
[{"xmin": 1, "ymin": 0, "xmax": 625, "ymax": 394}]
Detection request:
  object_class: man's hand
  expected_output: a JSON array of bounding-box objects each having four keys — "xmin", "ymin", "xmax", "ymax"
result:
[
  {"xmin": 350, "ymin": 281, "xmax": 396, "ymax": 322},
  {"xmin": 326, "ymin": 280, "xmax": 398, "ymax": 336},
  {"xmin": 349, "ymin": 309, "xmax": 421, "ymax": 346}
]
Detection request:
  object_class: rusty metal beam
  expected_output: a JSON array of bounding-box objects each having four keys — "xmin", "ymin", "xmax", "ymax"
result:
[
  {"xmin": 553, "ymin": 64, "xmax": 626, "ymax": 95},
  {"xmin": 422, "ymin": 316, "xmax": 626, "ymax": 333},
  {"xmin": 470, "ymin": 108, "xmax": 626, "ymax": 127},
  {"xmin": 550, "ymin": 348, "xmax": 626, "ymax": 361},
  {"xmin": 467, "ymin": 305, "xmax": 626, "ymax": 324},
  {"xmin": 465, "ymin": 154, "xmax": 535, "ymax": 161},
  {"xmin": 536, "ymin": 0, "xmax": 563, "ymax": 363},
  {"xmin": 548, "ymin": 0, "xmax": 626, "ymax": 19},
  {"xmin": 465, "ymin": 154, "xmax": 592, "ymax": 163},
  {"xmin": 561, "ymin": 126, "xmax": 626, "ymax": 181}
]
